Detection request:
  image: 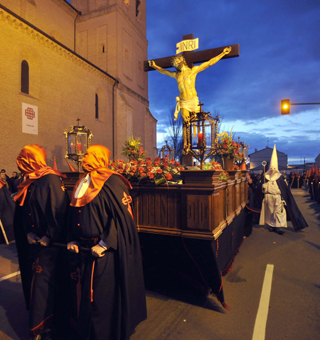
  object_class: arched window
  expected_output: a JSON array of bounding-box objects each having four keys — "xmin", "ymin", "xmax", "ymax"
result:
[
  {"xmin": 95, "ymin": 93, "xmax": 99, "ymax": 119},
  {"xmin": 21, "ymin": 60, "xmax": 29, "ymax": 94},
  {"xmin": 136, "ymin": 0, "xmax": 141, "ymax": 16}
]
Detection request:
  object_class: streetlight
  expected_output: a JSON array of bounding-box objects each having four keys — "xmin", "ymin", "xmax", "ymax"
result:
[{"xmin": 280, "ymin": 99, "xmax": 320, "ymax": 115}]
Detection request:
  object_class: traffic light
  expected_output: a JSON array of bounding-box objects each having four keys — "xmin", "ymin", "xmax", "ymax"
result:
[{"xmin": 281, "ymin": 99, "xmax": 290, "ymax": 115}]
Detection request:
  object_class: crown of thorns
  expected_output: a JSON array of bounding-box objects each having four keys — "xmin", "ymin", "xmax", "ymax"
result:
[{"xmin": 171, "ymin": 54, "xmax": 186, "ymax": 67}]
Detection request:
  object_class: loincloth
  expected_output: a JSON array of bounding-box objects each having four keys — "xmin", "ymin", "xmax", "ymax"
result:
[{"xmin": 174, "ymin": 96, "xmax": 200, "ymax": 120}]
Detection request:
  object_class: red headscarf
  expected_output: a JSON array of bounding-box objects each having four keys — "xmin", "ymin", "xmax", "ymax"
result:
[
  {"xmin": 70, "ymin": 144, "xmax": 132, "ymax": 207},
  {"xmin": 0, "ymin": 179, "xmax": 5, "ymax": 190},
  {"xmin": 14, "ymin": 145, "xmax": 66, "ymax": 206}
]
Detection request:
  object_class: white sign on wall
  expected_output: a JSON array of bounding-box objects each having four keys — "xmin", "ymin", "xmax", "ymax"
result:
[{"xmin": 22, "ymin": 103, "xmax": 38, "ymax": 135}]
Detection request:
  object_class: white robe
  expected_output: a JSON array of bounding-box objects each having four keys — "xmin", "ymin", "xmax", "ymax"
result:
[{"xmin": 259, "ymin": 180, "xmax": 287, "ymax": 228}]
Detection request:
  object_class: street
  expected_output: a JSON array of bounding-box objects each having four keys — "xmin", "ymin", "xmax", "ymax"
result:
[{"xmin": 1, "ymin": 188, "xmax": 320, "ymax": 340}]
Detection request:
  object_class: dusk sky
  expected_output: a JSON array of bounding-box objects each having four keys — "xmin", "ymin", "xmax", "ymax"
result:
[{"xmin": 146, "ymin": 0, "xmax": 320, "ymax": 164}]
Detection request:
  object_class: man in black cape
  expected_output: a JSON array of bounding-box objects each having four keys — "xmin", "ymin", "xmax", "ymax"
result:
[
  {"xmin": 67, "ymin": 144, "xmax": 147, "ymax": 340},
  {"xmin": 13, "ymin": 145, "xmax": 70, "ymax": 340}
]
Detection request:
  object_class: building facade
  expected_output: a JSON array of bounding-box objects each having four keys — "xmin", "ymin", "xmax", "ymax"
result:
[
  {"xmin": 249, "ymin": 146, "xmax": 288, "ymax": 170},
  {"xmin": 0, "ymin": 0, "xmax": 157, "ymax": 173}
]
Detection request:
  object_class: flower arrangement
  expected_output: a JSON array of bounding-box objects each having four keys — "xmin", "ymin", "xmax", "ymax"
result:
[
  {"xmin": 109, "ymin": 153, "xmax": 183, "ymax": 185},
  {"xmin": 199, "ymin": 160, "xmax": 230, "ymax": 181},
  {"xmin": 201, "ymin": 161, "xmax": 223, "ymax": 171},
  {"xmin": 121, "ymin": 136, "xmax": 145, "ymax": 161},
  {"xmin": 213, "ymin": 131, "xmax": 243, "ymax": 161}
]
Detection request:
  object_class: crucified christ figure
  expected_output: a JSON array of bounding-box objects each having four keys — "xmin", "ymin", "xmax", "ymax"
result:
[
  {"xmin": 148, "ymin": 46, "xmax": 231, "ymax": 123},
  {"xmin": 148, "ymin": 46, "xmax": 231, "ymax": 153}
]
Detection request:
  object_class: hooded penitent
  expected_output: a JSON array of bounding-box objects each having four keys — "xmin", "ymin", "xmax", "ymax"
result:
[
  {"xmin": 14, "ymin": 144, "xmax": 65, "ymax": 206},
  {"xmin": 69, "ymin": 144, "xmax": 146, "ymax": 340},
  {"xmin": 259, "ymin": 144, "xmax": 308, "ymax": 231},
  {"xmin": 265, "ymin": 145, "xmax": 281, "ymax": 181}
]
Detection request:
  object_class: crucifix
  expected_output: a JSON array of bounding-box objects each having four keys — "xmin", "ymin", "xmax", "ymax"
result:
[{"xmin": 145, "ymin": 34, "xmax": 239, "ymax": 161}]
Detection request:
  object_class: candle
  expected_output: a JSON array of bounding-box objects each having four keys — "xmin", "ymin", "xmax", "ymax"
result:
[
  {"xmin": 77, "ymin": 142, "xmax": 82, "ymax": 152},
  {"xmin": 198, "ymin": 132, "xmax": 203, "ymax": 145}
]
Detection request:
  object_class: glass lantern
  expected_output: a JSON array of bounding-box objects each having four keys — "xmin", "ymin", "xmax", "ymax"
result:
[
  {"xmin": 64, "ymin": 119, "xmax": 93, "ymax": 171},
  {"xmin": 159, "ymin": 140, "xmax": 175, "ymax": 160},
  {"xmin": 186, "ymin": 104, "xmax": 220, "ymax": 169}
]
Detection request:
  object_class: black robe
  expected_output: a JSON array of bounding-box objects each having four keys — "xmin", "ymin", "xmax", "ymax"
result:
[
  {"xmin": 276, "ymin": 176, "xmax": 308, "ymax": 231},
  {"xmin": 69, "ymin": 174, "xmax": 147, "ymax": 340},
  {"xmin": 0, "ymin": 185, "xmax": 15, "ymax": 243},
  {"xmin": 13, "ymin": 174, "xmax": 70, "ymax": 337}
]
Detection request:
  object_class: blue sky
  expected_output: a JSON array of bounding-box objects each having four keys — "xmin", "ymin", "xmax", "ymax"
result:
[{"xmin": 146, "ymin": 0, "xmax": 320, "ymax": 164}]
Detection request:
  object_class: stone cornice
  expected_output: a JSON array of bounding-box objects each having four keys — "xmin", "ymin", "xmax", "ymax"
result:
[
  {"xmin": 118, "ymin": 83, "xmax": 149, "ymax": 106},
  {"xmin": 0, "ymin": 4, "xmax": 118, "ymax": 86}
]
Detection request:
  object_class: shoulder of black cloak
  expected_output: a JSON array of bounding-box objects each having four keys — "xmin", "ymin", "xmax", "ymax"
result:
[{"xmin": 276, "ymin": 177, "xmax": 308, "ymax": 230}]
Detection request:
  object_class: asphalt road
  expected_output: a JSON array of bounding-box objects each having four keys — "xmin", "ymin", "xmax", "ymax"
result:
[{"xmin": 1, "ymin": 188, "xmax": 319, "ymax": 340}]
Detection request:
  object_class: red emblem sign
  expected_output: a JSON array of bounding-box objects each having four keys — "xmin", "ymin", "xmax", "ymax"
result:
[{"xmin": 25, "ymin": 107, "xmax": 35, "ymax": 120}]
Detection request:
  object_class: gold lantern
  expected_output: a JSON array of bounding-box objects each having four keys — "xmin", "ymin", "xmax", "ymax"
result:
[
  {"xmin": 186, "ymin": 104, "xmax": 220, "ymax": 169},
  {"xmin": 64, "ymin": 119, "xmax": 93, "ymax": 171},
  {"xmin": 159, "ymin": 140, "xmax": 175, "ymax": 160}
]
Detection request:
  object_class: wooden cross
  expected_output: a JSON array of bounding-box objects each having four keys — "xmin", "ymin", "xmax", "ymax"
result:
[{"xmin": 144, "ymin": 34, "xmax": 239, "ymax": 71}]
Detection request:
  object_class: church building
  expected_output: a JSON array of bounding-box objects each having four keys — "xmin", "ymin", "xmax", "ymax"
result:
[{"xmin": 0, "ymin": 0, "xmax": 157, "ymax": 172}]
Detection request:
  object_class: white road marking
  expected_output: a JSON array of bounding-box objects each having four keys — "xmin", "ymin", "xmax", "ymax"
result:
[
  {"xmin": 252, "ymin": 264, "xmax": 274, "ymax": 340},
  {"xmin": 0, "ymin": 271, "xmax": 21, "ymax": 282}
]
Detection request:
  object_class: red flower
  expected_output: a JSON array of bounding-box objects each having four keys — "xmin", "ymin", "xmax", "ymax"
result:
[
  {"xmin": 154, "ymin": 157, "xmax": 160, "ymax": 162},
  {"xmin": 170, "ymin": 160, "xmax": 175, "ymax": 164},
  {"xmin": 165, "ymin": 173, "xmax": 173, "ymax": 180},
  {"xmin": 140, "ymin": 173, "xmax": 147, "ymax": 177},
  {"xmin": 147, "ymin": 166, "xmax": 154, "ymax": 172},
  {"xmin": 156, "ymin": 169, "xmax": 163, "ymax": 174},
  {"xmin": 223, "ymin": 144, "xmax": 228, "ymax": 149},
  {"xmin": 148, "ymin": 172, "xmax": 155, "ymax": 179},
  {"xmin": 146, "ymin": 160, "xmax": 152, "ymax": 166},
  {"xmin": 146, "ymin": 157, "xmax": 151, "ymax": 161},
  {"xmin": 163, "ymin": 162, "xmax": 169, "ymax": 167},
  {"xmin": 154, "ymin": 162, "xmax": 160, "ymax": 167},
  {"xmin": 138, "ymin": 167, "xmax": 145, "ymax": 173},
  {"xmin": 175, "ymin": 162, "xmax": 181, "ymax": 167},
  {"xmin": 165, "ymin": 154, "xmax": 169, "ymax": 159},
  {"xmin": 131, "ymin": 166, "xmax": 137, "ymax": 172}
]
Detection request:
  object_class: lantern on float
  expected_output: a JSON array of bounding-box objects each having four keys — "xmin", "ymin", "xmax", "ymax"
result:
[
  {"xmin": 159, "ymin": 140, "xmax": 175, "ymax": 160},
  {"xmin": 186, "ymin": 103, "xmax": 220, "ymax": 169},
  {"xmin": 64, "ymin": 119, "xmax": 93, "ymax": 171}
]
